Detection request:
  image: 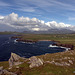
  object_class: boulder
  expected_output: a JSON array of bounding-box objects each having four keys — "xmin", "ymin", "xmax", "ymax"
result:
[
  {"xmin": 29, "ymin": 56, "xmax": 44, "ymax": 68},
  {"xmin": 9, "ymin": 53, "xmax": 23, "ymax": 69},
  {"xmin": 0, "ymin": 66, "xmax": 17, "ymax": 75},
  {"xmin": 0, "ymin": 66, "xmax": 3, "ymax": 75}
]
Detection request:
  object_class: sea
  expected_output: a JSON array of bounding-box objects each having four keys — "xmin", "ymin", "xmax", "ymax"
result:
[{"xmin": 0, "ymin": 34, "xmax": 66, "ymax": 61}]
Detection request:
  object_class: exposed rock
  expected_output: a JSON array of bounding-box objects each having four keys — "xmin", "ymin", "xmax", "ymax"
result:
[
  {"xmin": 68, "ymin": 60, "xmax": 73, "ymax": 64},
  {"xmin": 0, "ymin": 66, "xmax": 3, "ymax": 75},
  {"xmin": 0, "ymin": 66, "xmax": 17, "ymax": 75},
  {"xmin": 9, "ymin": 53, "xmax": 23, "ymax": 69},
  {"xmin": 46, "ymin": 61, "xmax": 71, "ymax": 66},
  {"xmin": 3, "ymin": 69, "xmax": 17, "ymax": 75},
  {"xmin": 55, "ymin": 62, "xmax": 70, "ymax": 66},
  {"xmin": 29, "ymin": 56, "xmax": 44, "ymax": 68}
]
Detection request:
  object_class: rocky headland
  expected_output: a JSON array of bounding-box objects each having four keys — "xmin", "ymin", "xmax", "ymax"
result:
[{"xmin": 0, "ymin": 50, "xmax": 75, "ymax": 75}]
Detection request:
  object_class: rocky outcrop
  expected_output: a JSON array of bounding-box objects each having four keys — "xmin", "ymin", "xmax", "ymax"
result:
[
  {"xmin": 16, "ymin": 39, "xmax": 37, "ymax": 43},
  {"xmin": 9, "ymin": 53, "xmax": 23, "ymax": 69},
  {"xmin": 9, "ymin": 53, "xmax": 44, "ymax": 69},
  {"xmin": 0, "ymin": 66, "xmax": 3, "ymax": 75},
  {"xmin": 0, "ymin": 66, "xmax": 17, "ymax": 75},
  {"xmin": 29, "ymin": 56, "xmax": 44, "ymax": 68}
]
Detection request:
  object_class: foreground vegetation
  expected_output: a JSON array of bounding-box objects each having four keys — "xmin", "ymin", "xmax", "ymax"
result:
[{"xmin": 0, "ymin": 33, "xmax": 75, "ymax": 75}]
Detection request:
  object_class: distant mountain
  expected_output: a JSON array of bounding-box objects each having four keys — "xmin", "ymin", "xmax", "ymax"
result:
[{"xmin": 23, "ymin": 28, "xmax": 75, "ymax": 34}]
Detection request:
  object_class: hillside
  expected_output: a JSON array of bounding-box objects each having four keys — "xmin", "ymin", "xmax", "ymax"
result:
[{"xmin": 0, "ymin": 50, "xmax": 75, "ymax": 75}]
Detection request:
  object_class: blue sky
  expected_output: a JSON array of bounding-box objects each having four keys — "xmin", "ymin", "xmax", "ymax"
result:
[{"xmin": 0, "ymin": 0, "xmax": 75, "ymax": 25}]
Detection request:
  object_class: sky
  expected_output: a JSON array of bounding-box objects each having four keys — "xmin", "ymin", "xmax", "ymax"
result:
[
  {"xmin": 0, "ymin": 0, "xmax": 75, "ymax": 24},
  {"xmin": 0, "ymin": 0, "xmax": 75, "ymax": 31}
]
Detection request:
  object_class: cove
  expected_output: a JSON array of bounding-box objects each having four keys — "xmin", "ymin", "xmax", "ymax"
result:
[{"xmin": 0, "ymin": 34, "xmax": 66, "ymax": 61}]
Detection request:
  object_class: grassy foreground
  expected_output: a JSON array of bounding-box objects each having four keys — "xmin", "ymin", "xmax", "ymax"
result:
[{"xmin": 0, "ymin": 34, "xmax": 75, "ymax": 75}]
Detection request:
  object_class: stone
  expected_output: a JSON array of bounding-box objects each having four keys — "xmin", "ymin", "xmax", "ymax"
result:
[
  {"xmin": 3, "ymin": 69, "xmax": 17, "ymax": 75},
  {"xmin": 0, "ymin": 66, "xmax": 17, "ymax": 75},
  {"xmin": 68, "ymin": 60, "xmax": 73, "ymax": 64},
  {"xmin": 9, "ymin": 53, "xmax": 23, "ymax": 69},
  {"xmin": 0, "ymin": 66, "xmax": 3, "ymax": 75},
  {"xmin": 29, "ymin": 56, "xmax": 44, "ymax": 68}
]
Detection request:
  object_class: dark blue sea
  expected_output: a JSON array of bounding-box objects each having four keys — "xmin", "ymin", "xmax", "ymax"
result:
[{"xmin": 0, "ymin": 34, "xmax": 66, "ymax": 61}]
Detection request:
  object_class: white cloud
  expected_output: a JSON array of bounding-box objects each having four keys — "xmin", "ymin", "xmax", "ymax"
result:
[
  {"xmin": 0, "ymin": 15, "xmax": 4, "ymax": 19},
  {"xmin": 0, "ymin": 12, "xmax": 75, "ymax": 31},
  {"xmin": 68, "ymin": 17, "xmax": 75, "ymax": 20},
  {"xmin": 12, "ymin": 0, "xmax": 75, "ymax": 14},
  {"xmin": 32, "ymin": 28, "xmax": 40, "ymax": 31},
  {"xmin": 0, "ymin": 1, "xmax": 10, "ymax": 7},
  {"xmin": 46, "ymin": 21, "xmax": 71, "ymax": 28},
  {"xmin": 15, "ymin": 7, "xmax": 35, "ymax": 12}
]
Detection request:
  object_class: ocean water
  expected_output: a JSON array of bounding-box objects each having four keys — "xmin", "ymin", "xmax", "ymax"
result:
[{"xmin": 0, "ymin": 34, "xmax": 66, "ymax": 61}]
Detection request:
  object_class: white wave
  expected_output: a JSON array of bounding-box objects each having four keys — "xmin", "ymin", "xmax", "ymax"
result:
[
  {"xmin": 60, "ymin": 46, "xmax": 71, "ymax": 51},
  {"xmin": 14, "ymin": 39, "xmax": 18, "ymax": 43},
  {"xmin": 21, "ymin": 42, "xmax": 33, "ymax": 44},
  {"xmin": 48, "ymin": 44, "xmax": 58, "ymax": 47},
  {"xmin": 48, "ymin": 44, "xmax": 71, "ymax": 51}
]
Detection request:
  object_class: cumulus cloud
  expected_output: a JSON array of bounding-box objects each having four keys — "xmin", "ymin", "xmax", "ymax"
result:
[
  {"xmin": 0, "ymin": 16, "xmax": 4, "ymax": 19},
  {"xmin": 46, "ymin": 21, "xmax": 71, "ymax": 28},
  {"xmin": 0, "ymin": 12, "xmax": 75, "ymax": 32}
]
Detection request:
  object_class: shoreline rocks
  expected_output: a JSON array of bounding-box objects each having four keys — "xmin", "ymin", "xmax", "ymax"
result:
[{"xmin": 52, "ymin": 43, "xmax": 74, "ymax": 50}]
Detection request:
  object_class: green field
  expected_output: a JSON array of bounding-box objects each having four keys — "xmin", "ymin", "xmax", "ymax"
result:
[{"xmin": 20, "ymin": 34, "xmax": 75, "ymax": 46}]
